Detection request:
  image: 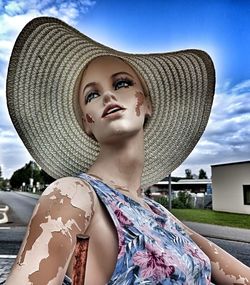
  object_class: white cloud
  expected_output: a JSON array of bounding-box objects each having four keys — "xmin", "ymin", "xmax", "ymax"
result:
[
  {"xmin": 2, "ymin": 0, "xmax": 96, "ymax": 17},
  {"xmin": 173, "ymin": 79, "xmax": 250, "ymax": 178},
  {"xmin": 0, "ymin": 40, "xmax": 13, "ymax": 62},
  {"xmin": 4, "ymin": 0, "xmax": 26, "ymax": 15},
  {"xmin": 0, "ymin": 0, "xmax": 96, "ymax": 63},
  {"xmin": 0, "ymin": 124, "xmax": 33, "ymax": 178},
  {"xmin": 0, "ymin": 129, "xmax": 16, "ymax": 143},
  {"xmin": 231, "ymin": 79, "xmax": 250, "ymax": 94}
]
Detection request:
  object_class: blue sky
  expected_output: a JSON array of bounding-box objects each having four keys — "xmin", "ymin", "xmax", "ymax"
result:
[{"xmin": 0, "ymin": 0, "xmax": 250, "ymax": 179}]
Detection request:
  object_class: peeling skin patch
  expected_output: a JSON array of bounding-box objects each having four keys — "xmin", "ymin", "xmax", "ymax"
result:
[
  {"xmin": 16, "ymin": 185, "xmax": 93, "ymax": 285},
  {"xmin": 208, "ymin": 245, "xmax": 249, "ymax": 283},
  {"xmin": 75, "ymin": 179, "xmax": 93, "ymax": 194},
  {"xmin": 212, "ymin": 261, "xmax": 250, "ymax": 285},
  {"xmin": 5, "ymin": 178, "xmax": 96, "ymax": 284},
  {"xmin": 15, "ymin": 199, "xmax": 41, "ymax": 265},
  {"xmin": 47, "ymin": 267, "xmax": 65, "ymax": 285},
  {"xmin": 48, "ymin": 194, "xmax": 57, "ymax": 200},
  {"xmin": 24, "ymin": 217, "xmax": 76, "ymax": 283},
  {"xmin": 75, "ymin": 180, "xmax": 95, "ymax": 222},
  {"xmin": 188, "ymin": 230, "xmax": 250, "ymax": 284},
  {"xmin": 88, "ymin": 173, "xmax": 130, "ymax": 193},
  {"xmin": 135, "ymin": 91, "xmax": 144, "ymax": 116},
  {"xmin": 19, "ymin": 188, "xmax": 86, "ymax": 263},
  {"xmin": 28, "ymin": 228, "xmax": 78, "ymax": 285},
  {"xmin": 86, "ymin": 113, "xmax": 94, "ymax": 123},
  {"xmin": 44, "ymin": 179, "xmax": 94, "ymax": 211}
]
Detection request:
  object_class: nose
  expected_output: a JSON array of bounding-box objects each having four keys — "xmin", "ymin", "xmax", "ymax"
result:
[{"xmin": 102, "ymin": 91, "xmax": 117, "ymax": 104}]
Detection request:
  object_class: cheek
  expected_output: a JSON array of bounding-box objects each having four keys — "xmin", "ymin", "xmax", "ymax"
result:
[
  {"xmin": 86, "ymin": 113, "xmax": 95, "ymax": 123},
  {"xmin": 134, "ymin": 91, "xmax": 145, "ymax": 116}
]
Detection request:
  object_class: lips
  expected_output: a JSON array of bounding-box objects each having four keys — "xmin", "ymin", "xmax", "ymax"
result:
[{"xmin": 102, "ymin": 104, "xmax": 126, "ymax": 118}]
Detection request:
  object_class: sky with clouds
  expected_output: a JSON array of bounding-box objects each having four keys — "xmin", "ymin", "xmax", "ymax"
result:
[{"xmin": 0, "ymin": 0, "xmax": 250, "ymax": 179}]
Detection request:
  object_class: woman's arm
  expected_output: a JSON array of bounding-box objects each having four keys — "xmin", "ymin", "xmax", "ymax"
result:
[
  {"xmin": 6, "ymin": 177, "xmax": 96, "ymax": 285},
  {"xmin": 183, "ymin": 224, "xmax": 250, "ymax": 285}
]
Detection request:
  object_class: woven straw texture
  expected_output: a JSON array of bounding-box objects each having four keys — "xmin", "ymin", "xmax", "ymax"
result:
[{"xmin": 7, "ymin": 17, "xmax": 215, "ymax": 187}]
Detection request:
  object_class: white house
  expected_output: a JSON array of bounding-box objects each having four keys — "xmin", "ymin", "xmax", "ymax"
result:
[
  {"xmin": 149, "ymin": 179, "xmax": 212, "ymax": 194},
  {"xmin": 211, "ymin": 161, "xmax": 250, "ymax": 214}
]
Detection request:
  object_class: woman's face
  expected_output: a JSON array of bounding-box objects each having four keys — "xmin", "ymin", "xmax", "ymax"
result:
[{"xmin": 79, "ymin": 56, "xmax": 151, "ymax": 144}]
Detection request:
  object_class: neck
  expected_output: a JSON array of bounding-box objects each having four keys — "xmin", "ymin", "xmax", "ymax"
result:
[{"xmin": 87, "ymin": 130, "xmax": 145, "ymax": 198}]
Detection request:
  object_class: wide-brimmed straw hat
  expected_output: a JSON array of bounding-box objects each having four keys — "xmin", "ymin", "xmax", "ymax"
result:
[{"xmin": 7, "ymin": 17, "xmax": 215, "ymax": 187}]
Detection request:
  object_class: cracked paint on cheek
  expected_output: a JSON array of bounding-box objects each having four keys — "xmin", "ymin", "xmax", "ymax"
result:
[
  {"xmin": 135, "ymin": 91, "xmax": 144, "ymax": 116},
  {"xmin": 86, "ymin": 113, "xmax": 94, "ymax": 123},
  {"xmin": 18, "ymin": 188, "xmax": 88, "ymax": 284}
]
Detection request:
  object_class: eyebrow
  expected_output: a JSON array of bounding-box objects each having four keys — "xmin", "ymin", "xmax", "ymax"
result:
[
  {"xmin": 83, "ymin": 82, "xmax": 97, "ymax": 94},
  {"xmin": 82, "ymin": 72, "xmax": 135, "ymax": 94},
  {"xmin": 111, "ymin": 71, "xmax": 134, "ymax": 79}
]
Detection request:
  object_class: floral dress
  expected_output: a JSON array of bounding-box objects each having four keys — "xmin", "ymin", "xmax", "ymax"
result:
[{"xmin": 64, "ymin": 173, "xmax": 212, "ymax": 285}]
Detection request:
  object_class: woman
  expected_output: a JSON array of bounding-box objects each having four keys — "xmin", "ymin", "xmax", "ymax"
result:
[{"xmin": 6, "ymin": 17, "xmax": 250, "ymax": 284}]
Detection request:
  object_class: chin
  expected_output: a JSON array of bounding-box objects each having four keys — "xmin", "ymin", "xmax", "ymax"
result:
[{"xmin": 98, "ymin": 127, "xmax": 143, "ymax": 144}]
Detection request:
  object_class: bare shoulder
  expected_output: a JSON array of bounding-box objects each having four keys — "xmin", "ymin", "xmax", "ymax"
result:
[
  {"xmin": 5, "ymin": 176, "xmax": 96, "ymax": 284},
  {"xmin": 41, "ymin": 176, "xmax": 97, "ymax": 217}
]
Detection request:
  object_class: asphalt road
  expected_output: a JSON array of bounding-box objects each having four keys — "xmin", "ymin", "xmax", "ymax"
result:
[
  {"xmin": 0, "ymin": 191, "xmax": 37, "ymax": 226},
  {"xmin": 208, "ymin": 237, "xmax": 250, "ymax": 267}
]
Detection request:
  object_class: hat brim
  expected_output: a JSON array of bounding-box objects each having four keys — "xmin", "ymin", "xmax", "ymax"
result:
[{"xmin": 7, "ymin": 17, "xmax": 215, "ymax": 187}]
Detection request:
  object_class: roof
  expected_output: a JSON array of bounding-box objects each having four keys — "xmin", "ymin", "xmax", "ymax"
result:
[
  {"xmin": 155, "ymin": 179, "xmax": 211, "ymax": 185},
  {"xmin": 211, "ymin": 160, "xmax": 250, "ymax": 168}
]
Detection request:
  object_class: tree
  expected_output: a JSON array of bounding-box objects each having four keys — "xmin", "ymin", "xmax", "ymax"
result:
[
  {"xmin": 172, "ymin": 191, "xmax": 193, "ymax": 209},
  {"xmin": 9, "ymin": 161, "xmax": 55, "ymax": 190},
  {"xmin": 154, "ymin": 196, "xmax": 168, "ymax": 209},
  {"xmin": 10, "ymin": 161, "xmax": 40, "ymax": 189},
  {"xmin": 185, "ymin": 169, "xmax": 193, "ymax": 179},
  {"xmin": 0, "ymin": 166, "xmax": 4, "ymax": 189},
  {"xmin": 40, "ymin": 169, "xmax": 55, "ymax": 185},
  {"xmin": 162, "ymin": 176, "xmax": 182, "ymax": 182},
  {"xmin": 198, "ymin": 169, "xmax": 208, "ymax": 179},
  {"xmin": 1, "ymin": 179, "xmax": 9, "ymax": 190}
]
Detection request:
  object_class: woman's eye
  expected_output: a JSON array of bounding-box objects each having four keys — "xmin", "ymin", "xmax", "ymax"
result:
[
  {"xmin": 85, "ymin": 91, "xmax": 99, "ymax": 104},
  {"xmin": 114, "ymin": 78, "xmax": 134, "ymax": 90}
]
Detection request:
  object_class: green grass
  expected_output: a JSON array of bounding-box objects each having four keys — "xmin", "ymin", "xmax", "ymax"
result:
[{"xmin": 171, "ymin": 209, "xmax": 250, "ymax": 229}]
